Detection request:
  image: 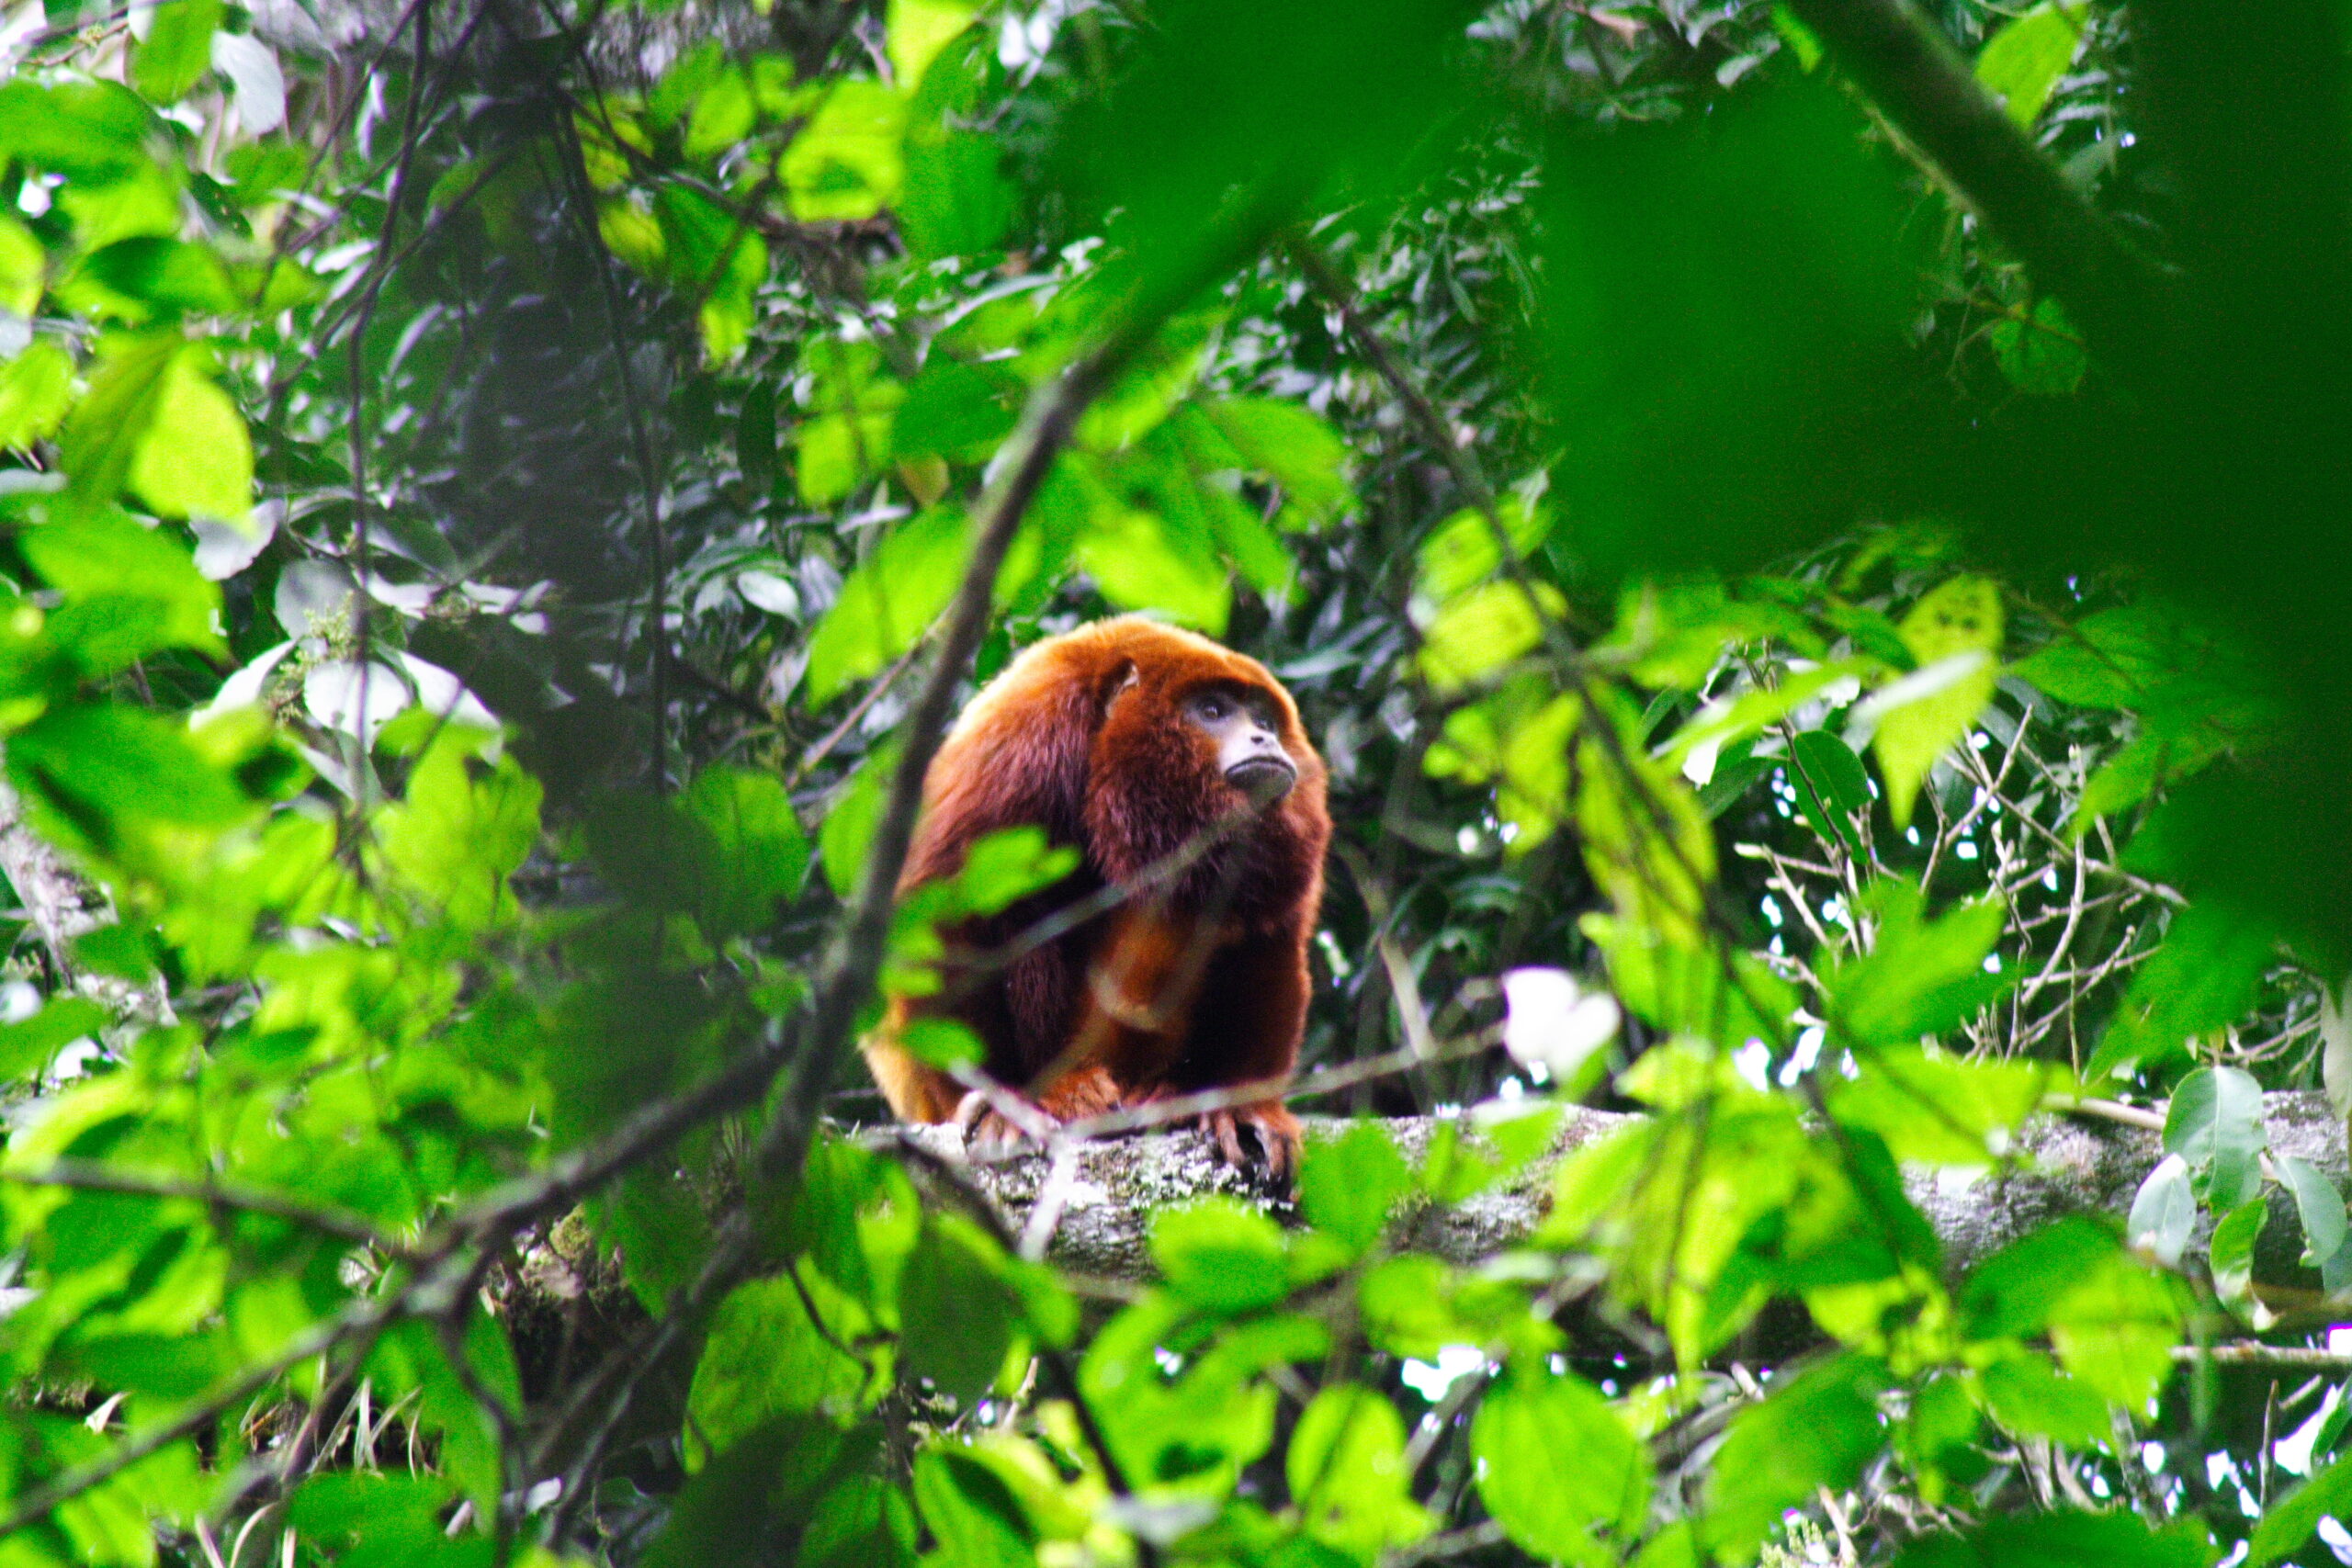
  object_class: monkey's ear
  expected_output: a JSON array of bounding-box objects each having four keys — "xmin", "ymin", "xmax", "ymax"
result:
[{"xmin": 1097, "ymin": 659, "xmax": 1139, "ymax": 716}]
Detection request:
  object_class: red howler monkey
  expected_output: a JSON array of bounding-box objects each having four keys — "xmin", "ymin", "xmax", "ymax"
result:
[{"xmin": 862, "ymin": 615, "xmax": 1330, "ymax": 1179}]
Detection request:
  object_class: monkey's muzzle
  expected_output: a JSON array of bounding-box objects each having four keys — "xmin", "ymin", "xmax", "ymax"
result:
[{"xmin": 1226, "ymin": 755, "xmax": 1297, "ymax": 806}]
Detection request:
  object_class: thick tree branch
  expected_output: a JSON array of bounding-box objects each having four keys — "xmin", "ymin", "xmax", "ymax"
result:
[
  {"xmin": 889, "ymin": 1091, "xmax": 2346, "ymax": 1285},
  {"xmin": 1784, "ymin": 0, "xmax": 2170, "ymax": 360}
]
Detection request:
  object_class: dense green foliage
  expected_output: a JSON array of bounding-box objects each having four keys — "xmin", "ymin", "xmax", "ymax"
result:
[{"xmin": 0, "ymin": 0, "xmax": 2344, "ymax": 1562}]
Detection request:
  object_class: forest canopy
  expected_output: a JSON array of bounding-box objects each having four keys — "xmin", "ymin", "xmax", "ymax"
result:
[{"xmin": 0, "ymin": 0, "xmax": 2343, "ymax": 1562}]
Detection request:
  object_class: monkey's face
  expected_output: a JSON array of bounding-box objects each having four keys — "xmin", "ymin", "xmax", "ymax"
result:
[{"xmin": 1182, "ymin": 682, "xmax": 1297, "ymax": 807}]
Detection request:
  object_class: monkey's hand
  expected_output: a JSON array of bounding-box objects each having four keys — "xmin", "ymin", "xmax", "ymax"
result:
[
  {"xmin": 1197, "ymin": 1101, "xmax": 1302, "ymax": 1188},
  {"xmin": 950, "ymin": 1091, "xmax": 1054, "ymax": 1157},
  {"xmin": 951, "ymin": 1066, "xmax": 1122, "ymax": 1157}
]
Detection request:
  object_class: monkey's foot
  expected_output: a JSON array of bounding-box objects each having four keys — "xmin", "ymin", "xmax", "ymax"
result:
[{"xmin": 1195, "ymin": 1103, "xmax": 1302, "ymax": 1188}]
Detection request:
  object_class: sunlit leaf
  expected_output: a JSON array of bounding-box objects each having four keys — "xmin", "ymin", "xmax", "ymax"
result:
[
  {"xmin": 1152, "ymin": 1200, "xmax": 1289, "ymax": 1314},
  {"xmin": 1300, "ymin": 1122, "xmax": 1409, "ymax": 1255},
  {"xmin": 0, "ymin": 215, "xmax": 44, "ymax": 316},
  {"xmin": 1474, "ymin": 1365, "xmax": 1650, "ymax": 1556},
  {"xmin": 1974, "ymin": 2, "xmax": 2085, "ymax": 129},
  {"xmin": 131, "ymin": 0, "xmax": 226, "ymax": 103},
  {"xmin": 1703, "ymin": 1353, "xmax": 1889, "ymax": 1560},
  {"xmin": 782, "ymin": 81, "xmax": 909, "ymax": 221},
  {"xmin": 126, "ymin": 344, "xmax": 253, "ymax": 522},
  {"xmin": 1867, "ymin": 575, "xmax": 2003, "ymax": 829},
  {"xmin": 1291, "ymin": 1383, "xmax": 1433, "ymax": 1558},
  {"xmin": 805, "ymin": 508, "xmax": 969, "ymax": 703},
  {"xmin": 0, "ymin": 341, "xmax": 74, "ymax": 449},
  {"xmin": 887, "ymin": 0, "xmax": 976, "ymax": 94}
]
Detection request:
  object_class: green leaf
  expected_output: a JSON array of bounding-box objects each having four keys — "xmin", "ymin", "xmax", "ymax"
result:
[
  {"xmin": 1825, "ymin": 1047, "xmax": 2049, "ymax": 1166},
  {"xmin": 1425, "ymin": 685, "xmax": 1581, "ymax": 847},
  {"xmin": 806, "ymin": 508, "xmax": 969, "ymax": 703},
  {"xmin": 126, "ymin": 345, "xmax": 252, "ymax": 522},
  {"xmin": 1785, "ymin": 728, "xmax": 1871, "ymax": 854},
  {"xmin": 1868, "ymin": 576, "xmax": 2003, "ymax": 829},
  {"xmin": 0, "ymin": 997, "xmax": 107, "ymax": 1082},
  {"xmin": 2279, "ymin": 1155, "xmax": 2352, "ymax": 1291},
  {"xmin": 1473, "ymin": 1366, "xmax": 1651, "ymax": 1556},
  {"xmin": 1664, "ymin": 660, "xmax": 1870, "ymax": 765},
  {"xmin": 1979, "ymin": 1353, "xmax": 2109, "ymax": 1449},
  {"xmin": 1152, "ymin": 1199, "xmax": 1290, "ymax": 1314},
  {"xmin": 1289, "ymin": 1383, "xmax": 1434, "ymax": 1558},
  {"xmin": 603, "ymin": 1167, "xmax": 712, "ymax": 1312},
  {"xmin": 72, "ymin": 236, "xmax": 240, "ymax": 318},
  {"xmin": 2088, "ymin": 903, "xmax": 2276, "ymax": 1078},
  {"xmin": 1583, "ymin": 910, "xmax": 1799, "ymax": 1053},
  {"xmin": 1990, "ymin": 297, "xmax": 2086, "ymax": 395},
  {"xmin": 1412, "ymin": 499, "xmax": 1548, "ymax": 604},
  {"xmin": 899, "ymin": 1217, "xmax": 1021, "ymax": 1404},
  {"xmin": 797, "ymin": 409, "xmax": 893, "ymax": 502},
  {"xmin": 1301, "ymin": 1122, "xmax": 1409, "ymax": 1255},
  {"xmin": 11, "ymin": 702, "xmax": 252, "ymax": 859},
  {"xmin": 887, "ymin": 0, "xmax": 975, "ymax": 93},
  {"xmin": 1075, "ymin": 506, "xmax": 1229, "ymax": 633},
  {"xmin": 131, "ymin": 0, "xmax": 226, "ymax": 103},
  {"xmin": 23, "ymin": 504, "xmax": 226, "ymax": 666},
  {"xmin": 2164, "ymin": 1064, "xmax": 2267, "ymax": 1212},
  {"xmin": 782, "ymin": 81, "xmax": 908, "ymax": 222},
  {"xmin": 1415, "ymin": 581, "xmax": 1557, "ymax": 692},
  {"xmin": 2125, "ymin": 1156, "xmax": 2195, "ymax": 1269},
  {"xmin": 1826, "ymin": 884, "xmax": 2013, "ymax": 1047},
  {"xmin": 377, "ymin": 738, "xmax": 543, "ymax": 930},
  {"xmin": 911, "ymin": 1449, "xmax": 1035, "ymax": 1568},
  {"xmin": 895, "ymin": 356, "xmax": 1020, "ymax": 458},
  {"xmin": 1704, "ymin": 1354, "xmax": 1889, "ymax": 1562},
  {"xmin": 0, "ymin": 340, "xmax": 73, "ymax": 448},
  {"xmin": 59, "ymin": 332, "xmax": 180, "ymax": 503},
  {"xmin": 645, "ymin": 1418, "xmax": 893, "ymax": 1568},
  {"xmin": 2043, "ymin": 1250, "xmax": 2178, "ymax": 1412},
  {"xmin": 0, "ymin": 215, "xmax": 44, "ymax": 316},
  {"xmin": 681, "ymin": 766, "xmax": 811, "ymax": 937},
  {"xmin": 288, "ymin": 1474, "xmax": 460, "ymax": 1566},
  {"xmin": 2211, "ymin": 1197, "xmax": 2266, "ymax": 1306},
  {"xmin": 688, "ymin": 1271, "xmax": 879, "ymax": 1459},
  {"xmin": 899, "ymin": 1018, "xmax": 983, "ymax": 1069},
  {"xmin": 362, "ymin": 1314, "xmax": 520, "ymax": 1510},
  {"xmin": 1576, "ymin": 720, "xmax": 1715, "ymax": 945},
  {"xmin": 937, "ymin": 827, "xmax": 1077, "ymax": 918},
  {"xmin": 1201, "ymin": 397, "xmax": 1351, "ymax": 518},
  {"xmin": 1960, "ymin": 1217, "xmax": 2119, "ymax": 1338},
  {"xmin": 899, "ymin": 130, "xmax": 1015, "ymax": 258},
  {"xmin": 2255, "ymin": 1448, "xmax": 2352, "ymax": 1564},
  {"xmin": 1896, "ymin": 1508, "xmax": 2214, "ymax": 1568},
  {"xmin": 2011, "ymin": 602, "xmax": 2188, "ymax": 710},
  {"xmin": 683, "ymin": 68, "xmax": 756, "ymax": 159},
  {"xmin": 819, "ymin": 742, "xmax": 897, "ymax": 900},
  {"xmin": 1974, "ymin": 2, "xmax": 2085, "ymax": 129},
  {"xmin": 0, "ymin": 80, "xmax": 154, "ymax": 179}
]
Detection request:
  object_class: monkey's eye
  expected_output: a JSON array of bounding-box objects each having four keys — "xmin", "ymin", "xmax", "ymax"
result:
[{"xmin": 1196, "ymin": 695, "xmax": 1227, "ymax": 720}]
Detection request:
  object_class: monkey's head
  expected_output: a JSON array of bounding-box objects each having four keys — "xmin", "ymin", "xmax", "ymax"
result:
[
  {"xmin": 1178, "ymin": 681, "xmax": 1298, "ymax": 807},
  {"xmin": 1051, "ymin": 618, "xmax": 1329, "ymax": 906}
]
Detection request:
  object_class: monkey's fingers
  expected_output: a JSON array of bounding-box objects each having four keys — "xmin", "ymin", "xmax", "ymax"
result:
[
  {"xmin": 967, "ymin": 1107, "xmax": 1051, "ymax": 1159},
  {"xmin": 1258, "ymin": 1121, "xmax": 1300, "ymax": 1187},
  {"xmin": 1202, "ymin": 1109, "xmax": 1250, "ymax": 1170}
]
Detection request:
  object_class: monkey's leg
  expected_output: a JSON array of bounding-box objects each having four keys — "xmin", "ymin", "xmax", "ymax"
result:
[{"xmin": 1152, "ymin": 930, "xmax": 1313, "ymax": 1182}]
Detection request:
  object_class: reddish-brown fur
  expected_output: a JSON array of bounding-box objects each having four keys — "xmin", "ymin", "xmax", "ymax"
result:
[{"xmin": 863, "ymin": 616, "xmax": 1329, "ymax": 1177}]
